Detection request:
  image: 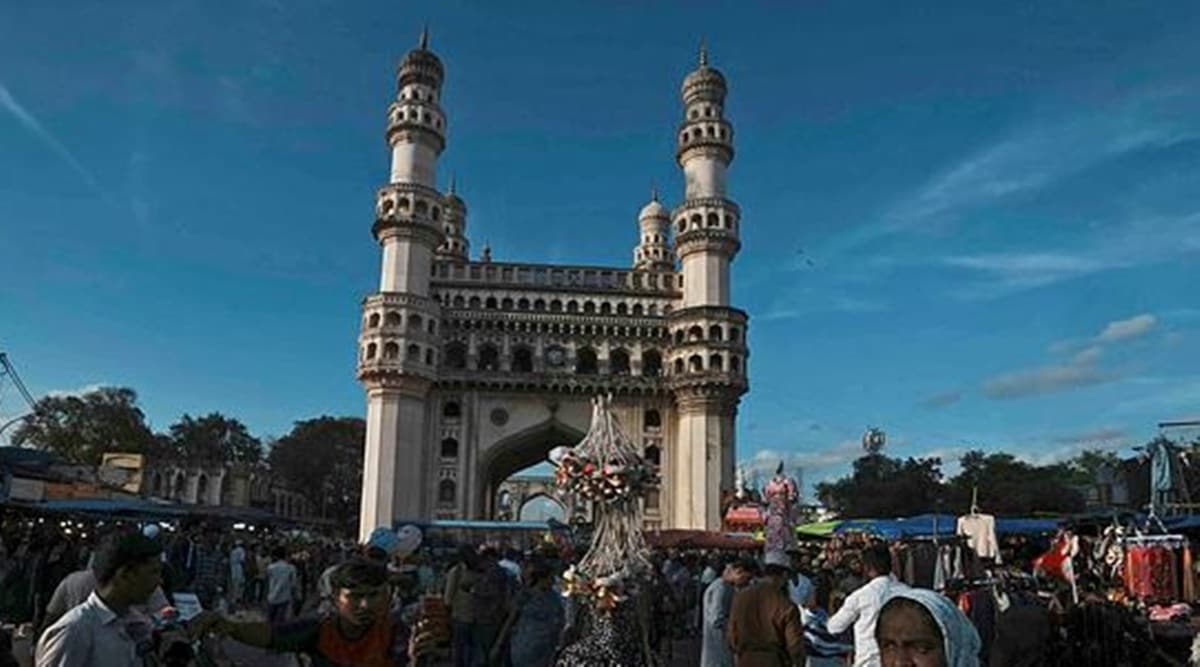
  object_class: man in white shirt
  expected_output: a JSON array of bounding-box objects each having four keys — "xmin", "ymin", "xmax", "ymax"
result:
[
  {"xmin": 788, "ymin": 551, "xmax": 815, "ymax": 609},
  {"xmin": 36, "ymin": 532, "xmax": 164, "ymax": 667},
  {"xmin": 265, "ymin": 546, "xmax": 298, "ymax": 625},
  {"xmin": 229, "ymin": 540, "xmax": 247, "ymax": 607},
  {"xmin": 827, "ymin": 544, "xmax": 906, "ymax": 667}
]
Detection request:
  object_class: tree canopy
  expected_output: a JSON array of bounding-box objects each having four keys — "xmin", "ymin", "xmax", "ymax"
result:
[
  {"xmin": 166, "ymin": 413, "xmax": 262, "ymax": 464},
  {"xmin": 11, "ymin": 386, "xmax": 159, "ymax": 465},
  {"xmin": 268, "ymin": 416, "xmax": 365, "ymax": 525},
  {"xmin": 817, "ymin": 448, "xmax": 1091, "ymax": 518}
]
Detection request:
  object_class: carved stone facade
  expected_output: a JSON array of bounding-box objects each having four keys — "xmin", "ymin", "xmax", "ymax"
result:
[{"xmin": 356, "ymin": 35, "xmax": 748, "ymax": 540}]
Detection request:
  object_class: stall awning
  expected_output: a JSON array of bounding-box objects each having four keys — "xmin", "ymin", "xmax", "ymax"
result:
[
  {"xmin": 796, "ymin": 521, "xmax": 841, "ymax": 537},
  {"xmin": 645, "ymin": 529, "xmax": 760, "ymax": 550}
]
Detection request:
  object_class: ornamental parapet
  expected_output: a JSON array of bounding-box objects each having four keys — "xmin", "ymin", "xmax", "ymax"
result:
[
  {"xmin": 435, "ymin": 370, "xmax": 670, "ymax": 397},
  {"xmin": 674, "ymin": 229, "xmax": 741, "ymax": 259},
  {"xmin": 360, "ymin": 370, "xmax": 434, "ymax": 397},
  {"xmin": 672, "ymin": 382, "xmax": 743, "ymax": 413}
]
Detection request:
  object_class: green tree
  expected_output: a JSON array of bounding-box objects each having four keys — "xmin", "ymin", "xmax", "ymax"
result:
[
  {"xmin": 816, "ymin": 454, "xmax": 945, "ymax": 518},
  {"xmin": 1068, "ymin": 449, "xmax": 1123, "ymax": 486},
  {"xmin": 945, "ymin": 450, "xmax": 1085, "ymax": 515},
  {"xmin": 167, "ymin": 413, "xmax": 262, "ymax": 464},
  {"xmin": 11, "ymin": 387, "xmax": 159, "ymax": 465},
  {"xmin": 268, "ymin": 416, "xmax": 365, "ymax": 525}
]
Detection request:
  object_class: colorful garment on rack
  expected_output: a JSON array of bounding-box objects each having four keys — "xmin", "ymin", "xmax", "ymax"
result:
[
  {"xmin": 1033, "ymin": 532, "xmax": 1077, "ymax": 586},
  {"xmin": 1124, "ymin": 544, "xmax": 1178, "ymax": 603}
]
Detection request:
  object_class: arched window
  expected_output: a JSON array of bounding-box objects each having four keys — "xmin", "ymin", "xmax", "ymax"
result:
[
  {"xmin": 688, "ymin": 325, "xmax": 704, "ymax": 341},
  {"xmin": 365, "ymin": 343, "xmax": 378, "ymax": 360},
  {"xmin": 453, "ymin": 295, "xmax": 465, "ymax": 308},
  {"xmin": 730, "ymin": 355, "xmax": 741, "ymax": 373},
  {"xmin": 468, "ymin": 296, "xmax": 481, "ymax": 309},
  {"xmin": 616, "ymin": 303, "xmax": 627, "ymax": 315},
  {"xmin": 385, "ymin": 312, "xmax": 401, "ymax": 327},
  {"xmin": 644, "ymin": 445, "xmax": 662, "ymax": 466},
  {"xmin": 688, "ymin": 354, "xmax": 704, "ymax": 372},
  {"xmin": 440, "ymin": 438, "xmax": 459, "ymax": 459},
  {"xmin": 383, "ymin": 342, "xmax": 400, "ymax": 359},
  {"xmin": 582, "ymin": 301, "xmax": 594, "ymax": 314},
  {"xmin": 512, "ymin": 346, "xmax": 534, "ymax": 373},
  {"xmin": 648, "ymin": 304, "xmax": 658, "ymax": 316},
  {"xmin": 709, "ymin": 354, "xmax": 723, "ymax": 371},
  {"xmin": 534, "ymin": 299, "xmax": 546, "ymax": 311},
  {"xmin": 729, "ymin": 326, "xmax": 741, "ymax": 342},
  {"xmin": 642, "ymin": 349, "xmax": 662, "ymax": 377},
  {"xmin": 444, "ymin": 342, "xmax": 467, "ymax": 370},
  {"xmin": 610, "ymin": 348, "xmax": 631, "ymax": 375},
  {"xmin": 196, "ymin": 475, "xmax": 208, "ymax": 505},
  {"xmin": 709, "ymin": 325, "xmax": 724, "ymax": 341},
  {"xmin": 408, "ymin": 314, "xmax": 423, "ymax": 332},
  {"xmin": 427, "ymin": 320, "xmax": 436, "ymax": 334},
  {"xmin": 518, "ymin": 298, "xmax": 530, "ymax": 310},
  {"xmin": 645, "ymin": 409, "xmax": 661, "ymax": 431},
  {"xmin": 600, "ymin": 302, "xmax": 612, "ymax": 315},
  {"xmin": 690, "ymin": 214, "xmax": 702, "ymax": 229},
  {"xmin": 438, "ymin": 479, "xmax": 456, "ymax": 504},
  {"xmin": 406, "ymin": 344, "xmax": 420, "ymax": 361},
  {"xmin": 415, "ymin": 200, "xmax": 428, "ymax": 215},
  {"xmin": 673, "ymin": 359, "xmax": 685, "ymax": 374},
  {"xmin": 474, "ymin": 344, "xmax": 496, "ymax": 371},
  {"xmin": 567, "ymin": 300, "xmax": 579, "ymax": 313},
  {"xmin": 367, "ymin": 313, "xmax": 381, "ymax": 328},
  {"xmin": 575, "ymin": 347, "xmax": 598, "ymax": 375},
  {"xmin": 674, "ymin": 330, "xmax": 685, "ymax": 345},
  {"xmin": 431, "ymin": 206, "xmax": 440, "ymax": 221},
  {"xmin": 677, "ymin": 220, "xmax": 686, "ymax": 234},
  {"xmin": 443, "ymin": 401, "xmax": 461, "ymax": 419},
  {"xmin": 485, "ymin": 297, "xmax": 497, "ymax": 309},
  {"xmin": 425, "ymin": 349, "xmax": 434, "ymax": 365},
  {"xmin": 550, "ymin": 300, "xmax": 563, "ymax": 313},
  {"xmin": 501, "ymin": 298, "xmax": 513, "ymax": 310}
]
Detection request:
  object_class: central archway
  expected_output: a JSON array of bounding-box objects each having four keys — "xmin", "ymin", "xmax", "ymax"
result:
[
  {"xmin": 477, "ymin": 418, "xmax": 584, "ymax": 519},
  {"xmin": 519, "ymin": 493, "xmax": 566, "ymax": 522}
]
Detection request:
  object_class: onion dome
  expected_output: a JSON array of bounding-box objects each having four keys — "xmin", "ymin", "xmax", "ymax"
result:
[
  {"xmin": 444, "ymin": 175, "xmax": 466, "ymax": 212},
  {"xmin": 398, "ymin": 27, "xmax": 444, "ymax": 89},
  {"xmin": 639, "ymin": 188, "xmax": 669, "ymax": 220},
  {"xmin": 681, "ymin": 42, "xmax": 726, "ymax": 103}
]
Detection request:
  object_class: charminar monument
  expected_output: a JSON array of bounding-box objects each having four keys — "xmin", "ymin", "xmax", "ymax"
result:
[{"xmin": 355, "ymin": 31, "xmax": 749, "ymax": 540}]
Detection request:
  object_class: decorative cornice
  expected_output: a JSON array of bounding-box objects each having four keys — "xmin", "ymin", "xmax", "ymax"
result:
[
  {"xmin": 674, "ymin": 229, "xmax": 741, "ymax": 259},
  {"xmin": 676, "ymin": 143, "xmax": 733, "ymax": 167},
  {"xmin": 666, "ymin": 305, "xmax": 749, "ymax": 324},
  {"xmin": 362, "ymin": 292, "xmax": 442, "ymax": 312},
  {"xmin": 671, "ymin": 197, "xmax": 740, "ymax": 218},
  {"xmin": 372, "ymin": 218, "xmax": 444, "ymax": 247},
  {"xmin": 385, "ymin": 124, "xmax": 446, "ymax": 153},
  {"xmin": 436, "ymin": 372, "xmax": 671, "ymax": 397},
  {"xmin": 359, "ymin": 367, "xmax": 435, "ymax": 395},
  {"xmin": 673, "ymin": 383, "xmax": 742, "ymax": 413}
]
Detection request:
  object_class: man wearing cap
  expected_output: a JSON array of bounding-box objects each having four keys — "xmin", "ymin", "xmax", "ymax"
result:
[{"xmin": 727, "ymin": 550, "xmax": 806, "ymax": 667}]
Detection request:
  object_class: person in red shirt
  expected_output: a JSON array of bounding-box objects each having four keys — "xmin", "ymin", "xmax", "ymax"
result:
[{"xmin": 191, "ymin": 558, "xmax": 439, "ymax": 666}]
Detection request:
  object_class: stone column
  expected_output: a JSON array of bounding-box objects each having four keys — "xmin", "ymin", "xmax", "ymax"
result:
[{"xmin": 359, "ymin": 377, "xmax": 431, "ymax": 541}]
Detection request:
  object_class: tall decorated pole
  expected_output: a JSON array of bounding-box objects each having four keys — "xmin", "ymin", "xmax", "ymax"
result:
[
  {"xmin": 551, "ymin": 395, "xmax": 659, "ymax": 666},
  {"xmin": 762, "ymin": 461, "xmax": 800, "ymax": 554}
]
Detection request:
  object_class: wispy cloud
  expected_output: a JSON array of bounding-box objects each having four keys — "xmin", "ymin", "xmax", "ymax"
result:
[
  {"xmin": 46, "ymin": 383, "xmax": 109, "ymax": 398},
  {"xmin": 920, "ymin": 391, "xmax": 963, "ymax": 409},
  {"xmin": 983, "ymin": 361, "xmax": 1117, "ymax": 399},
  {"xmin": 1052, "ymin": 427, "xmax": 1130, "ymax": 446},
  {"xmin": 1097, "ymin": 314, "xmax": 1158, "ymax": 343},
  {"xmin": 0, "ymin": 82, "xmax": 101, "ymax": 193}
]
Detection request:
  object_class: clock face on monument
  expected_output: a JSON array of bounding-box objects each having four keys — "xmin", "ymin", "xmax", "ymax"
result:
[{"xmin": 546, "ymin": 347, "xmax": 566, "ymax": 367}]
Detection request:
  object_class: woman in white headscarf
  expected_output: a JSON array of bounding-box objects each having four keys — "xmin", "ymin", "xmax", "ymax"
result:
[{"xmin": 874, "ymin": 587, "xmax": 981, "ymax": 667}]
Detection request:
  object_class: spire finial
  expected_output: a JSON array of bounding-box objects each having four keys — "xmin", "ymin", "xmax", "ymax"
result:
[
  {"xmin": 449, "ymin": 172, "xmax": 457, "ymax": 195},
  {"xmin": 419, "ymin": 25, "xmax": 430, "ymax": 50},
  {"xmin": 698, "ymin": 37, "xmax": 708, "ymax": 67},
  {"xmin": 651, "ymin": 181, "xmax": 659, "ymax": 202}
]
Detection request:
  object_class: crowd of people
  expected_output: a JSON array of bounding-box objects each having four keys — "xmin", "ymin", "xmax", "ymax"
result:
[{"xmin": 3, "ymin": 511, "xmax": 1197, "ymax": 666}]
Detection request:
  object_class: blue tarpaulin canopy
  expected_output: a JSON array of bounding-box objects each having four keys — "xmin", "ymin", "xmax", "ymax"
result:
[{"xmin": 833, "ymin": 514, "xmax": 1062, "ymax": 539}]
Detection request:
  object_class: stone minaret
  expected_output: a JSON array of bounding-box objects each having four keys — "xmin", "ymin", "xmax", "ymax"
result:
[
  {"xmin": 437, "ymin": 177, "xmax": 469, "ymax": 260},
  {"xmin": 357, "ymin": 30, "xmax": 448, "ymax": 540},
  {"xmin": 666, "ymin": 43, "xmax": 749, "ymax": 530},
  {"xmin": 633, "ymin": 188, "xmax": 674, "ymax": 272}
]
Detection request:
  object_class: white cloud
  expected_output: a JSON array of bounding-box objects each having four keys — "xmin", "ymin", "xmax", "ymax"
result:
[
  {"xmin": 0, "ymin": 81, "xmax": 101, "ymax": 192},
  {"xmin": 983, "ymin": 361, "xmax": 1116, "ymax": 399},
  {"xmin": 1097, "ymin": 314, "xmax": 1158, "ymax": 343},
  {"xmin": 46, "ymin": 383, "xmax": 109, "ymax": 398},
  {"xmin": 1072, "ymin": 346, "xmax": 1104, "ymax": 365}
]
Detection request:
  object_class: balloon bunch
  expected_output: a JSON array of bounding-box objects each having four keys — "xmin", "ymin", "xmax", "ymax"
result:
[{"xmin": 554, "ymin": 450, "xmax": 658, "ymax": 505}]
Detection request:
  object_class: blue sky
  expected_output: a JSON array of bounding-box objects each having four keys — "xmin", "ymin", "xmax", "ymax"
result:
[{"xmin": 2, "ymin": 1, "xmax": 1198, "ymax": 494}]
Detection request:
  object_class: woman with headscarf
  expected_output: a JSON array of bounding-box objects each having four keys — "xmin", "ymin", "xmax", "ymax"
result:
[{"xmin": 874, "ymin": 588, "xmax": 981, "ymax": 667}]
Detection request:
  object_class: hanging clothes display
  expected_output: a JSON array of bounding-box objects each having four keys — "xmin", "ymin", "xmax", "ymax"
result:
[
  {"xmin": 956, "ymin": 512, "xmax": 1000, "ymax": 562},
  {"xmin": 1122, "ymin": 536, "xmax": 1184, "ymax": 604}
]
